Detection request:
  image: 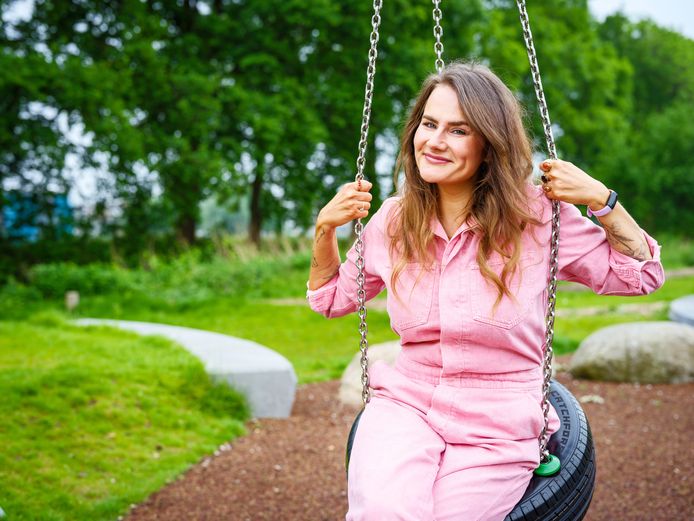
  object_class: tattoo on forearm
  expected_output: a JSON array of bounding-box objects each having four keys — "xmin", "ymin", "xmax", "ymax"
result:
[
  {"xmin": 311, "ymin": 229, "xmax": 327, "ymax": 268},
  {"xmin": 311, "ymin": 254, "xmax": 339, "ymax": 280},
  {"xmin": 603, "ymin": 222, "xmax": 650, "ymax": 261},
  {"xmin": 315, "ymin": 228, "xmax": 326, "ymax": 243}
]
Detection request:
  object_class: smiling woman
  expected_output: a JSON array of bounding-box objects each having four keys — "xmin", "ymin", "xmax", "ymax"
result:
[
  {"xmin": 306, "ymin": 60, "xmax": 665, "ymax": 521},
  {"xmin": 387, "ymin": 61, "xmax": 545, "ymax": 302}
]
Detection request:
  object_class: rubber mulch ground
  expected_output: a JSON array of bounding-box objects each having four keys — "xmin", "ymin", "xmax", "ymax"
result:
[{"xmin": 125, "ymin": 357, "xmax": 693, "ymax": 521}]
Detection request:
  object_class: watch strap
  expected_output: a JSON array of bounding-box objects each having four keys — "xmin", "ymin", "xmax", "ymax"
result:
[{"xmin": 587, "ymin": 189, "xmax": 618, "ymax": 218}]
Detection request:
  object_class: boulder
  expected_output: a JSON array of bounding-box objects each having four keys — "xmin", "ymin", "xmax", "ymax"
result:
[
  {"xmin": 569, "ymin": 321, "xmax": 694, "ymax": 384},
  {"xmin": 339, "ymin": 341, "xmax": 401, "ymax": 407},
  {"xmin": 669, "ymin": 295, "xmax": 694, "ymax": 326}
]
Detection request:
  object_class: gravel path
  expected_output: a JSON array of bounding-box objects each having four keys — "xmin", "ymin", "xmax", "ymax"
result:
[{"xmin": 126, "ymin": 356, "xmax": 693, "ymax": 521}]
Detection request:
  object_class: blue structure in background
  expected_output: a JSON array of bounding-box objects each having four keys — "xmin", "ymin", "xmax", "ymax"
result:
[{"xmin": 1, "ymin": 191, "xmax": 73, "ymax": 242}]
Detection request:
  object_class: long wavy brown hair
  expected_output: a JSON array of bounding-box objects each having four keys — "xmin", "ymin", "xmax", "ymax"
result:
[{"xmin": 388, "ymin": 61, "xmax": 542, "ymax": 309}]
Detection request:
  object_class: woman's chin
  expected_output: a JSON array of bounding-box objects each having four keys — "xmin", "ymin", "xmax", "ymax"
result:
[
  {"xmin": 418, "ymin": 171, "xmax": 479, "ymax": 191},
  {"xmin": 417, "ymin": 168, "xmax": 450, "ymax": 185}
]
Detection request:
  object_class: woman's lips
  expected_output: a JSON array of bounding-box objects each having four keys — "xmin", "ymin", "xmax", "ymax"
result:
[{"xmin": 424, "ymin": 153, "xmax": 451, "ymax": 164}]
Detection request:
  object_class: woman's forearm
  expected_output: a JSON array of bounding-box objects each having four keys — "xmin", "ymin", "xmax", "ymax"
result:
[
  {"xmin": 588, "ymin": 190, "xmax": 653, "ymax": 261},
  {"xmin": 308, "ymin": 180, "xmax": 373, "ymax": 290},
  {"xmin": 308, "ymin": 223, "xmax": 341, "ymax": 291}
]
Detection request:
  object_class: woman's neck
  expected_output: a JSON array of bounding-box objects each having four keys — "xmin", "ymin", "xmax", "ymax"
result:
[{"xmin": 437, "ymin": 185, "xmax": 474, "ymax": 236}]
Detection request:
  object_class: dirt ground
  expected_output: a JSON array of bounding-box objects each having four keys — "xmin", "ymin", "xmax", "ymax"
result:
[{"xmin": 126, "ymin": 357, "xmax": 693, "ymax": 521}]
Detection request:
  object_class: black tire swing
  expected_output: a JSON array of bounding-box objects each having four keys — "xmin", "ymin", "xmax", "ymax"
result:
[{"xmin": 344, "ymin": 1, "xmax": 596, "ymax": 520}]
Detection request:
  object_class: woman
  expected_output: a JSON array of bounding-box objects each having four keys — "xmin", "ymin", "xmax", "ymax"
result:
[{"xmin": 306, "ymin": 62, "xmax": 664, "ymax": 521}]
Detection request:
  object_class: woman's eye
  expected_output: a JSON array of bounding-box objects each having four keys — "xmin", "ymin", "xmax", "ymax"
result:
[
  {"xmin": 423, "ymin": 121, "xmax": 435, "ymax": 128},
  {"xmin": 452, "ymin": 128, "xmax": 469, "ymax": 135}
]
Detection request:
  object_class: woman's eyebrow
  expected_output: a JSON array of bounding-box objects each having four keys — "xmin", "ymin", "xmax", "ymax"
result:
[{"xmin": 422, "ymin": 114, "xmax": 470, "ymax": 127}]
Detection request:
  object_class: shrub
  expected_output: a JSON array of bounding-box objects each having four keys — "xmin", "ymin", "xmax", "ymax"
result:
[
  {"xmin": 28, "ymin": 263, "xmax": 137, "ymax": 298},
  {"xmin": 19, "ymin": 240, "xmax": 314, "ymax": 308},
  {"xmin": 0, "ymin": 279, "xmax": 44, "ymax": 319}
]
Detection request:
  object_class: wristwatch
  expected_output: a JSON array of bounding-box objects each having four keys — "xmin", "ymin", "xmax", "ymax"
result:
[{"xmin": 587, "ymin": 189, "xmax": 618, "ymax": 218}]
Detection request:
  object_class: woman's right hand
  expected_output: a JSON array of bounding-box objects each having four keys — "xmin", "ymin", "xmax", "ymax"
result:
[{"xmin": 316, "ymin": 180, "xmax": 373, "ymax": 229}]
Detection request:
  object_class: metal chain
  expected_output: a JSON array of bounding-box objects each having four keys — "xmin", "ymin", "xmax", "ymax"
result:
[
  {"xmin": 432, "ymin": 0, "xmax": 445, "ymax": 72},
  {"xmin": 516, "ymin": 1, "xmax": 556, "ymax": 161},
  {"xmin": 354, "ymin": 3, "xmax": 560, "ymax": 468},
  {"xmin": 516, "ymin": 0, "xmax": 561, "ymax": 465},
  {"xmin": 355, "ymin": 0, "xmax": 383, "ymax": 406}
]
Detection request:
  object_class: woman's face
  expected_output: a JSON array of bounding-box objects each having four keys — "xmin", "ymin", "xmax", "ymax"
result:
[{"xmin": 413, "ymin": 84, "xmax": 486, "ymax": 192}]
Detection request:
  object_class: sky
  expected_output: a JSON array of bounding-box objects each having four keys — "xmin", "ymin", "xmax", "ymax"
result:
[{"xmin": 587, "ymin": 0, "xmax": 694, "ymax": 39}]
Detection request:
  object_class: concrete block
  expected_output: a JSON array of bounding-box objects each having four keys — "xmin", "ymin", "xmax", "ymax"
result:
[{"xmin": 670, "ymin": 295, "xmax": 694, "ymax": 326}]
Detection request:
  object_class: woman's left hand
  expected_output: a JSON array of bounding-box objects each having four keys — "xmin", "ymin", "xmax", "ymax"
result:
[{"xmin": 539, "ymin": 158, "xmax": 611, "ymax": 211}]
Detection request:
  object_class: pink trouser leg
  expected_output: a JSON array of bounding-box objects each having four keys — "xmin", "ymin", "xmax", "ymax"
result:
[
  {"xmin": 432, "ymin": 442, "xmax": 536, "ymax": 521},
  {"xmin": 345, "ymin": 362, "xmax": 556, "ymax": 520},
  {"xmin": 346, "ymin": 396, "xmax": 445, "ymax": 521}
]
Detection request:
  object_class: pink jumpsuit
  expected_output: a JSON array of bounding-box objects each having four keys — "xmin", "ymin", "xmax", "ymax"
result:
[{"xmin": 307, "ymin": 184, "xmax": 665, "ymax": 521}]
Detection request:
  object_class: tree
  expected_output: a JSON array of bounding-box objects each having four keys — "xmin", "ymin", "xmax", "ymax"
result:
[
  {"xmin": 598, "ymin": 16, "xmax": 694, "ymax": 234},
  {"xmin": 0, "ymin": 9, "xmax": 75, "ymax": 243},
  {"xmin": 3, "ymin": 0, "xmax": 691, "ymax": 263}
]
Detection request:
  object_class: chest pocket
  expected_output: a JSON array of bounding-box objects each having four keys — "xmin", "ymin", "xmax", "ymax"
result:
[
  {"xmin": 386, "ymin": 263, "xmax": 436, "ymax": 331},
  {"xmin": 469, "ymin": 249, "xmax": 544, "ymax": 329}
]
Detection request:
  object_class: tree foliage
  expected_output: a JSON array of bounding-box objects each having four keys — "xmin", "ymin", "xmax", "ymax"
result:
[{"xmin": 1, "ymin": 0, "xmax": 692, "ymax": 271}]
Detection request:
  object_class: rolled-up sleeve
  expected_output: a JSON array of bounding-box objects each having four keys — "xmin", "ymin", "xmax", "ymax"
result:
[
  {"xmin": 305, "ymin": 273, "xmax": 341, "ymax": 314},
  {"xmin": 306, "ymin": 200, "xmax": 391, "ymax": 318},
  {"xmin": 557, "ymin": 200, "xmax": 665, "ymax": 295}
]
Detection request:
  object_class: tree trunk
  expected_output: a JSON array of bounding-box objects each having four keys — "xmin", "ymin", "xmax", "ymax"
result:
[
  {"xmin": 249, "ymin": 165, "xmax": 264, "ymax": 246},
  {"xmin": 177, "ymin": 214, "xmax": 196, "ymax": 245}
]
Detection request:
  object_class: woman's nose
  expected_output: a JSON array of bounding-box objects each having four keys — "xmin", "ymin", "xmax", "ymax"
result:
[{"xmin": 428, "ymin": 128, "xmax": 447, "ymax": 149}]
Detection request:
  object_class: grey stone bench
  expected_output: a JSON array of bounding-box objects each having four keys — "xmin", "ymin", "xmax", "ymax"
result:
[
  {"xmin": 75, "ymin": 319, "xmax": 296, "ymax": 418},
  {"xmin": 670, "ymin": 295, "xmax": 694, "ymax": 326}
]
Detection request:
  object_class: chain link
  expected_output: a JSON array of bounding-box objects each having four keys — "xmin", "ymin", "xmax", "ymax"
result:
[
  {"xmin": 355, "ymin": 0, "xmax": 383, "ymax": 407},
  {"xmin": 432, "ymin": 0, "xmax": 444, "ymax": 72},
  {"xmin": 516, "ymin": 0, "xmax": 561, "ymax": 464}
]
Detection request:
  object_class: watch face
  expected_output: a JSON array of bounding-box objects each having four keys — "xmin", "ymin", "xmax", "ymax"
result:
[{"xmin": 607, "ymin": 190, "xmax": 618, "ymax": 209}]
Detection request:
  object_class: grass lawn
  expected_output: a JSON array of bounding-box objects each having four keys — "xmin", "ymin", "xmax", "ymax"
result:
[
  {"xmin": 0, "ymin": 314, "xmax": 248, "ymax": 521},
  {"xmin": 7, "ymin": 273, "xmax": 691, "ymax": 386},
  {"xmin": 550, "ymin": 275, "xmax": 692, "ymax": 351},
  {"xmin": 556, "ymin": 276, "xmax": 694, "ymax": 309},
  {"xmin": 62, "ymin": 274, "xmax": 692, "ymax": 382},
  {"xmin": 71, "ymin": 296, "xmax": 399, "ymax": 383}
]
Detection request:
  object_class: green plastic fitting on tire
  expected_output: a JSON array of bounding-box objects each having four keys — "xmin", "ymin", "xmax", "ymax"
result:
[{"xmin": 534, "ymin": 454, "xmax": 561, "ymax": 476}]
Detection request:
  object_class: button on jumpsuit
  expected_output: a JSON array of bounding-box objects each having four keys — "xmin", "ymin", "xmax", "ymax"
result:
[{"xmin": 306, "ymin": 184, "xmax": 665, "ymax": 521}]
